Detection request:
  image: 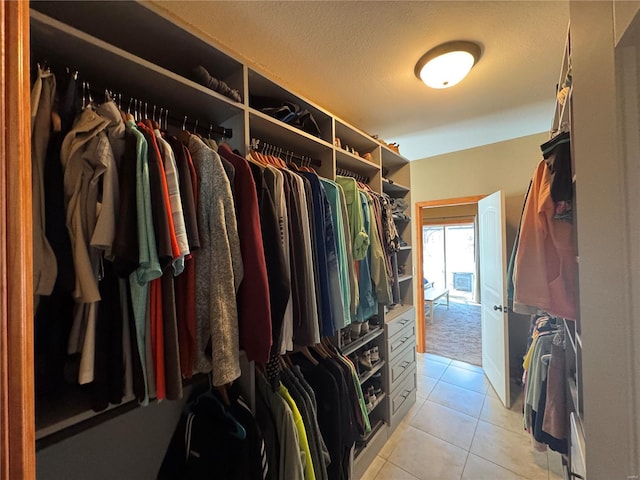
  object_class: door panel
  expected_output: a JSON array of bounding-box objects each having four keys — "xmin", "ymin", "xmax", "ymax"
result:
[{"xmin": 478, "ymin": 191, "xmax": 510, "ymax": 408}]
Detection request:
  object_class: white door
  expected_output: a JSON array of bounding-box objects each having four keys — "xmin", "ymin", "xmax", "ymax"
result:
[{"xmin": 478, "ymin": 191, "xmax": 510, "ymax": 408}]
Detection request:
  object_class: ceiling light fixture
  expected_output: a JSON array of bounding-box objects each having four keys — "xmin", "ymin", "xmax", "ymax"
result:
[{"xmin": 414, "ymin": 41, "xmax": 482, "ymax": 89}]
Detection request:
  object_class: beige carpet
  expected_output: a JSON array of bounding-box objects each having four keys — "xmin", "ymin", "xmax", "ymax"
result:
[{"xmin": 425, "ymin": 300, "xmax": 482, "ymax": 366}]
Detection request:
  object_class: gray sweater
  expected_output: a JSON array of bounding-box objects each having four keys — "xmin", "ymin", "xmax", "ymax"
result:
[{"xmin": 188, "ymin": 135, "xmax": 243, "ymax": 386}]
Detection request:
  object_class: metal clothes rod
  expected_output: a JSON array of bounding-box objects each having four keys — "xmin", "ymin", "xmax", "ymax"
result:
[
  {"xmin": 336, "ymin": 167, "xmax": 370, "ymax": 184},
  {"xmin": 36, "ymin": 63, "xmax": 233, "ymax": 139},
  {"xmin": 250, "ymin": 138, "xmax": 321, "ymax": 167}
]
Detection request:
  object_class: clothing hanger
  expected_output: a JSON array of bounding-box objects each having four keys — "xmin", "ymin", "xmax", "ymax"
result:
[
  {"xmin": 312, "ymin": 343, "xmax": 330, "ymax": 359},
  {"xmin": 82, "ymin": 80, "xmax": 94, "ymax": 110},
  {"xmin": 293, "ymin": 345, "xmax": 319, "ymax": 366},
  {"xmin": 321, "ymin": 336, "xmax": 338, "ymax": 355},
  {"xmin": 248, "ymin": 139, "xmax": 268, "ymax": 166}
]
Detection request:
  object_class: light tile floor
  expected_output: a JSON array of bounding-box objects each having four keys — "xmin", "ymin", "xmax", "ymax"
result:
[{"xmin": 361, "ymin": 353, "xmax": 564, "ymax": 480}]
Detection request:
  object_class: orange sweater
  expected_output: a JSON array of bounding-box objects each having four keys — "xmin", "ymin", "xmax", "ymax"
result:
[{"xmin": 514, "ymin": 160, "xmax": 578, "ymax": 320}]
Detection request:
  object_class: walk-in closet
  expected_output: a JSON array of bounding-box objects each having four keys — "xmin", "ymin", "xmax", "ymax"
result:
[{"xmin": 1, "ymin": 2, "xmax": 639, "ymax": 480}]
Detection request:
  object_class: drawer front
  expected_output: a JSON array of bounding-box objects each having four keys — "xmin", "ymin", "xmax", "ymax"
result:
[
  {"xmin": 388, "ymin": 323, "xmax": 416, "ymax": 361},
  {"xmin": 386, "ymin": 307, "xmax": 415, "ymax": 339},
  {"xmin": 390, "ymin": 366, "xmax": 416, "ymax": 419},
  {"xmin": 389, "ymin": 343, "xmax": 417, "ymax": 392}
]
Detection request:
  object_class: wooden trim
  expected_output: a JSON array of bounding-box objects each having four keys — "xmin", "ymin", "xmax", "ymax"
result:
[
  {"xmin": 1, "ymin": 1, "xmax": 35, "ymax": 479},
  {"xmin": 421, "ymin": 217, "xmax": 476, "ymax": 227},
  {"xmin": 414, "ymin": 194, "xmax": 486, "ymax": 353},
  {"xmin": 415, "ymin": 202, "xmax": 426, "ymax": 352},
  {"xmin": 415, "ymin": 194, "xmax": 486, "ymax": 209}
]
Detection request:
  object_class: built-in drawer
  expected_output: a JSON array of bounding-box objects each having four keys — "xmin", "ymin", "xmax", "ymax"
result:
[
  {"xmin": 387, "ymin": 321, "xmax": 415, "ymax": 361},
  {"xmin": 389, "ymin": 366, "xmax": 416, "ymax": 430},
  {"xmin": 389, "ymin": 342, "xmax": 416, "ymax": 392},
  {"xmin": 386, "ymin": 307, "xmax": 415, "ymax": 339}
]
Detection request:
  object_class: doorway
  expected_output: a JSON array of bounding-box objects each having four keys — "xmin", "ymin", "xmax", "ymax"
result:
[
  {"xmin": 422, "ymin": 221, "xmax": 481, "ymax": 365},
  {"xmin": 414, "ymin": 195, "xmax": 485, "ymax": 356}
]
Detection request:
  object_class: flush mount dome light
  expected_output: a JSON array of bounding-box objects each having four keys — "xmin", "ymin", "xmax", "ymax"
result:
[{"xmin": 414, "ymin": 41, "xmax": 481, "ymax": 89}]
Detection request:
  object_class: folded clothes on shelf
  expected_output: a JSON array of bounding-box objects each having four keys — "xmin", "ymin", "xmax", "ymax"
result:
[{"xmin": 192, "ymin": 65, "xmax": 242, "ymax": 103}]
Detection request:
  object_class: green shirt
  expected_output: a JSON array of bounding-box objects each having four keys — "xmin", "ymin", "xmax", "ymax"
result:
[
  {"xmin": 335, "ymin": 176, "xmax": 369, "ymax": 261},
  {"xmin": 126, "ymin": 119, "xmax": 162, "ymax": 405},
  {"xmin": 320, "ymin": 179, "xmax": 351, "ymax": 328}
]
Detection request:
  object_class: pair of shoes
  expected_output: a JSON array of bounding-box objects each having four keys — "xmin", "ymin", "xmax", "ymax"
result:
[
  {"xmin": 360, "ymin": 320, "xmax": 369, "ymax": 335},
  {"xmin": 365, "ymin": 385, "xmax": 377, "ymax": 408},
  {"xmin": 350, "ymin": 321, "xmax": 371, "ymax": 341},
  {"xmin": 350, "ymin": 323, "xmax": 362, "ymax": 342},
  {"xmin": 368, "ymin": 315, "xmax": 380, "ymax": 327},
  {"xmin": 358, "ymin": 350, "xmax": 373, "ymax": 371},
  {"xmin": 357, "ymin": 345, "xmax": 380, "ymax": 372},
  {"xmin": 370, "ymin": 372, "xmax": 383, "ymax": 396},
  {"xmin": 369, "ymin": 345, "xmax": 380, "ymax": 363},
  {"xmin": 341, "ymin": 328, "xmax": 352, "ymax": 346}
]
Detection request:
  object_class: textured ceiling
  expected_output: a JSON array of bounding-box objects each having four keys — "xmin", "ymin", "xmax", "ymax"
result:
[{"xmin": 150, "ymin": 1, "xmax": 569, "ymax": 160}]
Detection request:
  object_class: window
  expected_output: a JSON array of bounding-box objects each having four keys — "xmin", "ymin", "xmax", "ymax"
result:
[{"xmin": 422, "ymin": 222, "xmax": 476, "ymax": 302}]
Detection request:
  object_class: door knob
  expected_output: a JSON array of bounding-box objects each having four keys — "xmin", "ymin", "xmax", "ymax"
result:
[{"xmin": 493, "ymin": 305, "xmax": 503, "ymax": 312}]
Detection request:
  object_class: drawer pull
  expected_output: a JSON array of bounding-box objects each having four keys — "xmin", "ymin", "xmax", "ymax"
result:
[
  {"xmin": 400, "ymin": 319, "xmax": 410, "ymax": 325},
  {"xmin": 400, "ymin": 336, "xmax": 409, "ymax": 343},
  {"xmin": 400, "ymin": 361, "xmax": 410, "ymax": 368}
]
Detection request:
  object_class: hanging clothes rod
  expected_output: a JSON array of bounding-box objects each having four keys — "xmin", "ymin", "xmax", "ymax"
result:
[
  {"xmin": 250, "ymin": 138, "xmax": 321, "ymax": 167},
  {"xmin": 103, "ymin": 88, "xmax": 233, "ymax": 139},
  {"xmin": 63, "ymin": 68, "xmax": 233, "ymax": 138},
  {"xmin": 336, "ymin": 167, "xmax": 370, "ymax": 184}
]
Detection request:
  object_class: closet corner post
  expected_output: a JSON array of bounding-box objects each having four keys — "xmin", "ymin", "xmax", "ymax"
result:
[{"xmin": 1, "ymin": 1, "xmax": 36, "ymax": 479}]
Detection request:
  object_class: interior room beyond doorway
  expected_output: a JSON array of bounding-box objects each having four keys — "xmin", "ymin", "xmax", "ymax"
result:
[
  {"xmin": 415, "ymin": 196, "xmax": 486, "ymax": 363},
  {"xmin": 422, "ymin": 206, "xmax": 481, "ymax": 365}
]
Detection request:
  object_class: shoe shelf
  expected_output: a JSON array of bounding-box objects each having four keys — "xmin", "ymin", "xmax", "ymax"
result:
[
  {"xmin": 392, "ymin": 215, "xmax": 411, "ymax": 224},
  {"xmin": 359, "ymin": 360, "xmax": 386, "ymax": 385},
  {"xmin": 31, "ymin": 1, "xmax": 245, "ymax": 98},
  {"xmin": 356, "ymin": 419, "xmax": 386, "ymax": 448},
  {"xmin": 382, "ymin": 179, "xmax": 410, "ymax": 195},
  {"xmin": 334, "ymin": 118, "xmax": 382, "ymax": 161},
  {"xmin": 30, "ymin": 11, "xmax": 243, "ymax": 129},
  {"xmin": 341, "ymin": 326, "xmax": 384, "ymax": 357},
  {"xmin": 381, "ymin": 145, "xmax": 409, "ymax": 170},
  {"xmin": 335, "ymin": 149, "xmax": 383, "ymax": 178},
  {"xmin": 397, "ymin": 274, "xmax": 413, "ymax": 283},
  {"xmin": 366, "ymin": 391, "xmax": 387, "ymax": 415}
]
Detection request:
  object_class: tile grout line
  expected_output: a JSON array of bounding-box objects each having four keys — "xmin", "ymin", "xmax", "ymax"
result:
[{"xmin": 384, "ymin": 457, "xmax": 421, "ymax": 480}]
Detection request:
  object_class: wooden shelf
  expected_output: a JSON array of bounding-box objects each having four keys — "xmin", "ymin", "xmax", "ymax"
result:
[
  {"xmin": 30, "ymin": 11, "xmax": 243, "ymax": 127},
  {"xmin": 356, "ymin": 419, "xmax": 386, "ymax": 448},
  {"xmin": 335, "ymin": 149, "xmax": 381, "ymax": 176},
  {"xmin": 341, "ymin": 326, "xmax": 384, "ymax": 357},
  {"xmin": 366, "ymin": 392, "xmax": 387, "ymax": 414},
  {"xmin": 334, "ymin": 118, "xmax": 380, "ymax": 155},
  {"xmin": 398, "ymin": 245, "xmax": 412, "ymax": 251},
  {"xmin": 359, "ymin": 360, "xmax": 385, "ymax": 385},
  {"xmin": 398, "ymin": 274, "xmax": 413, "ymax": 283},
  {"xmin": 392, "ymin": 214, "xmax": 411, "ymax": 223},
  {"xmin": 382, "ymin": 179, "xmax": 410, "ymax": 195},
  {"xmin": 249, "ymin": 109, "xmax": 334, "ymax": 156},
  {"xmin": 381, "ymin": 146, "xmax": 409, "ymax": 169}
]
